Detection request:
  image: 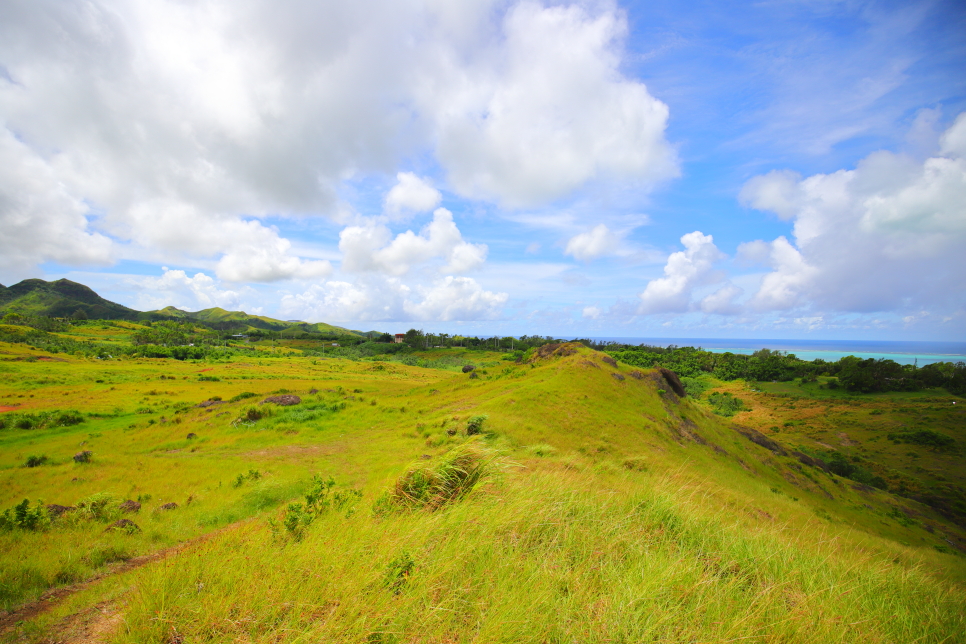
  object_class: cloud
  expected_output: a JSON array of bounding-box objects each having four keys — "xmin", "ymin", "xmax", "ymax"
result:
[
  {"xmin": 404, "ymin": 276, "xmax": 508, "ymax": 321},
  {"xmin": 740, "ymin": 112, "xmax": 966, "ymax": 313},
  {"xmin": 582, "ymin": 305, "xmax": 601, "ymax": 319},
  {"xmin": 216, "ymin": 241, "xmax": 332, "ymax": 283},
  {"xmin": 0, "ymin": 128, "xmax": 112, "ymax": 279},
  {"xmin": 738, "ymin": 170, "xmax": 801, "ymax": 221},
  {"xmin": 278, "ymin": 275, "xmax": 506, "ymax": 322},
  {"xmin": 564, "ymin": 224, "xmax": 621, "ymax": 261},
  {"xmin": 638, "ymin": 231, "xmax": 725, "ymax": 314},
  {"xmin": 431, "ymin": 2, "xmax": 677, "ymax": 207},
  {"xmin": 699, "ymin": 284, "xmax": 744, "ymax": 315},
  {"xmin": 339, "ymin": 208, "xmax": 486, "ymax": 276},
  {"xmin": 0, "ymin": 0, "xmax": 676, "ymax": 278},
  {"xmin": 129, "ymin": 268, "xmax": 247, "ymax": 311},
  {"xmin": 384, "ymin": 172, "xmax": 442, "ymax": 217}
]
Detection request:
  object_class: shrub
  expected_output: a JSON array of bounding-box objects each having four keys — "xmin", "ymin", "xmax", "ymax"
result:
[
  {"xmin": 382, "ymin": 439, "xmax": 499, "ymax": 512},
  {"xmin": 75, "ymin": 492, "xmax": 118, "ymax": 521},
  {"xmin": 707, "ymin": 392, "xmax": 748, "ymax": 417},
  {"xmin": 272, "ymin": 475, "xmax": 361, "ymax": 541},
  {"xmin": 680, "ymin": 376, "xmax": 712, "ymax": 398},
  {"xmin": 887, "ymin": 430, "xmax": 955, "ymax": 451},
  {"xmin": 234, "ymin": 405, "xmax": 270, "ymax": 424},
  {"xmin": 233, "ymin": 469, "xmax": 262, "ymax": 488},
  {"xmin": 24, "ymin": 455, "xmax": 48, "ymax": 468},
  {"xmin": 0, "ymin": 499, "xmax": 50, "ymax": 532},
  {"xmin": 230, "ymin": 391, "xmax": 257, "ymax": 402},
  {"xmin": 466, "ymin": 414, "xmax": 489, "ymax": 436},
  {"xmin": 198, "ymin": 375, "xmax": 221, "ymax": 382},
  {"xmin": 384, "ymin": 551, "xmax": 416, "ymax": 593}
]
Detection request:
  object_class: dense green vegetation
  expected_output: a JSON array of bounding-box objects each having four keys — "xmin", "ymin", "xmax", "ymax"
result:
[
  {"xmin": 607, "ymin": 344, "xmax": 966, "ymax": 395},
  {"xmin": 0, "ymin": 316, "xmax": 964, "ymax": 642}
]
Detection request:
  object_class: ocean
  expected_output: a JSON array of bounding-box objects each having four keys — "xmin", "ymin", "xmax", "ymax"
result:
[{"xmin": 577, "ymin": 337, "xmax": 966, "ymax": 366}]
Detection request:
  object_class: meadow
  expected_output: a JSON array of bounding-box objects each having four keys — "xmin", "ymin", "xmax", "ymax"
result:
[{"xmin": 0, "ymin": 330, "xmax": 964, "ymax": 643}]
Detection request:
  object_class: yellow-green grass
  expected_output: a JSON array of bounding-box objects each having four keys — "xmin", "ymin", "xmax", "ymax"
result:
[
  {"xmin": 704, "ymin": 378, "xmax": 966, "ymax": 534},
  {"xmin": 1, "ymin": 342, "xmax": 964, "ymax": 642},
  {"xmin": 111, "ymin": 469, "xmax": 963, "ymax": 643}
]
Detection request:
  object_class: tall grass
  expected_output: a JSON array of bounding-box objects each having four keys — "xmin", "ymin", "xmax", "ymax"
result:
[
  {"xmin": 380, "ymin": 438, "xmax": 503, "ymax": 512},
  {"xmin": 118, "ymin": 470, "xmax": 965, "ymax": 643}
]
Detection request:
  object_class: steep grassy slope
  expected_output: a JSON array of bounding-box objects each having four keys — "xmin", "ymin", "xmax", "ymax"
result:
[
  {"xmin": 0, "ymin": 343, "xmax": 963, "ymax": 642},
  {"xmin": 0, "ymin": 280, "xmax": 139, "ymax": 320},
  {"xmin": 701, "ymin": 377, "xmax": 966, "ymax": 530}
]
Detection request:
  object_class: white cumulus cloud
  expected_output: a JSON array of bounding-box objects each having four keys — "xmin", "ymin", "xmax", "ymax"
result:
[
  {"xmin": 564, "ymin": 224, "xmax": 621, "ymax": 261},
  {"xmin": 384, "ymin": 172, "xmax": 442, "ymax": 217},
  {"xmin": 339, "ymin": 208, "xmax": 486, "ymax": 276},
  {"xmin": 431, "ymin": 2, "xmax": 678, "ymax": 207},
  {"xmin": 638, "ymin": 231, "xmax": 725, "ymax": 314},
  {"xmin": 740, "ymin": 112, "xmax": 966, "ymax": 313},
  {"xmin": 0, "ymin": 128, "xmax": 112, "ymax": 279},
  {"xmin": 0, "ymin": 0, "xmax": 676, "ymax": 281},
  {"xmin": 129, "ymin": 269, "xmax": 248, "ymax": 312},
  {"xmin": 278, "ymin": 275, "xmax": 506, "ymax": 322}
]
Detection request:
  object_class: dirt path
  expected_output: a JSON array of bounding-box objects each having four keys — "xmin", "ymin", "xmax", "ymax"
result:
[
  {"xmin": 0, "ymin": 549, "xmax": 170, "ymax": 636},
  {"xmin": 0, "ymin": 519, "xmax": 251, "ymax": 640},
  {"xmin": 40, "ymin": 600, "xmax": 125, "ymax": 644}
]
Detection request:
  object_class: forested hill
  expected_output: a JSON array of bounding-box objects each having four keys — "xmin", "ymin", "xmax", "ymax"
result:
[{"xmin": 0, "ymin": 279, "xmax": 139, "ymax": 320}]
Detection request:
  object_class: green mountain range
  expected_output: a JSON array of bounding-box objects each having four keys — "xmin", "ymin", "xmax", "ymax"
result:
[
  {"xmin": 141, "ymin": 305, "xmax": 362, "ymax": 336},
  {"xmin": 0, "ymin": 278, "xmax": 362, "ymax": 336}
]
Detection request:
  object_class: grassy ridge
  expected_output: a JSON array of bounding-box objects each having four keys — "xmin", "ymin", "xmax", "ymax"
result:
[{"xmin": 1, "ymin": 341, "xmax": 964, "ymax": 642}]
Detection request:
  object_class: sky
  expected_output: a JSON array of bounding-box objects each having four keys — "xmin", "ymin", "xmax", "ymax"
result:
[{"xmin": 1, "ymin": 0, "xmax": 965, "ymax": 340}]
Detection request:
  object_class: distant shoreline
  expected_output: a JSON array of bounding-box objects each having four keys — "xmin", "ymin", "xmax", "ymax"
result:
[{"xmin": 574, "ymin": 337, "xmax": 966, "ymax": 367}]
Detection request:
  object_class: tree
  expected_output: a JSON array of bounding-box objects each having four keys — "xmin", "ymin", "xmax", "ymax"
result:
[{"xmin": 404, "ymin": 328, "xmax": 423, "ymax": 347}]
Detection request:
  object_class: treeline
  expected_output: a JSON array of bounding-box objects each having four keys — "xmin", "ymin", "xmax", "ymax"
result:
[
  {"xmin": 606, "ymin": 346, "xmax": 966, "ymax": 396},
  {"xmin": 0, "ymin": 312, "xmax": 73, "ymax": 332},
  {"xmin": 0, "ymin": 325, "xmax": 241, "ymax": 361}
]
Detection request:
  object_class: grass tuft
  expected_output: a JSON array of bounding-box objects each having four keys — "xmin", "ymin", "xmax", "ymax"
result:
[{"xmin": 382, "ymin": 438, "xmax": 501, "ymax": 511}]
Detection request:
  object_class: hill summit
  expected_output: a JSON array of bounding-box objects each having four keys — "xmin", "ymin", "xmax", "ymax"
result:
[{"xmin": 0, "ymin": 278, "xmax": 139, "ymax": 320}]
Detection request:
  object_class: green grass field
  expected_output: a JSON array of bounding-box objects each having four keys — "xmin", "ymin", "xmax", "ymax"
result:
[{"xmin": 1, "ymin": 340, "xmax": 963, "ymax": 642}]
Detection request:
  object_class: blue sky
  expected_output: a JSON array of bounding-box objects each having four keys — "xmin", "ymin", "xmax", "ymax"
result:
[{"xmin": 1, "ymin": 0, "xmax": 964, "ymax": 340}]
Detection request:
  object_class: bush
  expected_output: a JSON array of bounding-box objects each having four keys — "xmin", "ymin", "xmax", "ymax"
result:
[
  {"xmin": 707, "ymin": 392, "xmax": 747, "ymax": 416},
  {"xmin": 75, "ymin": 492, "xmax": 118, "ymax": 521},
  {"xmin": 384, "ymin": 551, "xmax": 416, "ymax": 593},
  {"xmin": 24, "ymin": 455, "xmax": 48, "ymax": 468},
  {"xmin": 382, "ymin": 439, "xmax": 499, "ymax": 512},
  {"xmin": 234, "ymin": 405, "xmax": 269, "ymax": 424},
  {"xmin": 230, "ymin": 391, "xmax": 258, "ymax": 402},
  {"xmin": 0, "ymin": 500, "xmax": 50, "ymax": 532},
  {"xmin": 272, "ymin": 475, "xmax": 361, "ymax": 541},
  {"xmin": 233, "ymin": 469, "xmax": 262, "ymax": 488},
  {"xmin": 0, "ymin": 409, "xmax": 84, "ymax": 431},
  {"xmin": 888, "ymin": 430, "xmax": 955, "ymax": 451},
  {"xmin": 680, "ymin": 376, "xmax": 712, "ymax": 398},
  {"xmin": 466, "ymin": 414, "xmax": 489, "ymax": 436}
]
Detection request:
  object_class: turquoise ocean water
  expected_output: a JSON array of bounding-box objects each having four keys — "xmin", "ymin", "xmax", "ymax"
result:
[{"xmin": 581, "ymin": 338, "xmax": 966, "ymax": 367}]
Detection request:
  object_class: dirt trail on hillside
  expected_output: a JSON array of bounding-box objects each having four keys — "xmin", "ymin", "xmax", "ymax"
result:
[
  {"xmin": 0, "ymin": 520, "xmax": 250, "ymax": 640},
  {"xmin": 0, "ymin": 551, "xmax": 167, "ymax": 641}
]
